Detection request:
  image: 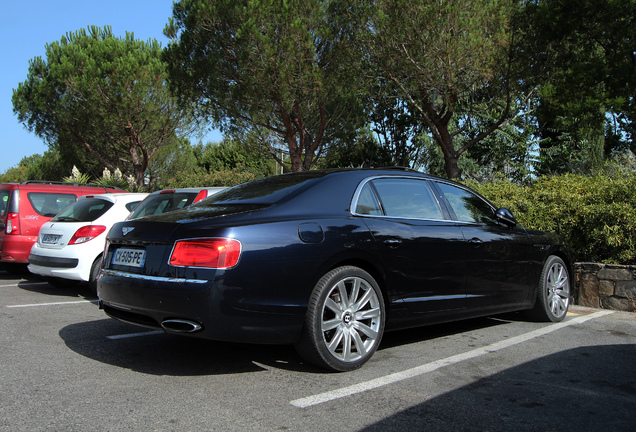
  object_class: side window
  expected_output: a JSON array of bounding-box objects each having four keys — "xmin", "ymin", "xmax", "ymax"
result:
[
  {"xmin": 0, "ymin": 190, "xmax": 9, "ymax": 217},
  {"xmin": 371, "ymin": 178, "xmax": 443, "ymax": 220},
  {"xmin": 436, "ymin": 182, "xmax": 495, "ymax": 223},
  {"xmin": 355, "ymin": 183, "xmax": 383, "ymax": 215}
]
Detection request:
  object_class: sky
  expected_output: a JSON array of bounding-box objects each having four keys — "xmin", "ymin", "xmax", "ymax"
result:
[{"xmin": 1, "ymin": 0, "xmax": 220, "ymax": 175}]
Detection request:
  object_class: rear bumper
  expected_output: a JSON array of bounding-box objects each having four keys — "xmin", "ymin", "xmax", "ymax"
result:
[
  {"xmin": 0, "ymin": 235, "xmax": 36, "ymax": 264},
  {"xmin": 97, "ymin": 269, "xmax": 305, "ymax": 344},
  {"xmin": 27, "ymin": 245, "xmax": 91, "ymax": 282}
]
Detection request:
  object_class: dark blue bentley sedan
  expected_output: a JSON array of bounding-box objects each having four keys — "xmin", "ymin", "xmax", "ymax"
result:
[{"xmin": 98, "ymin": 169, "xmax": 572, "ymax": 371}]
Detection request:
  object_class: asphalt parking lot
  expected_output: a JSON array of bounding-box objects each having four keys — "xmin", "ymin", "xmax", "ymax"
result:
[{"xmin": 1, "ymin": 269, "xmax": 635, "ymax": 432}]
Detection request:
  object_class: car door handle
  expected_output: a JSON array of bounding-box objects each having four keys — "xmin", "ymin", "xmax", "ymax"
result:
[
  {"xmin": 468, "ymin": 238, "xmax": 483, "ymax": 246},
  {"xmin": 383, "ymin": 239, "xmax": 402, "ymax": 248}
]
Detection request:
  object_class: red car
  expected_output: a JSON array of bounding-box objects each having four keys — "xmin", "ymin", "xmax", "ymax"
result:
[{"xmin": 0, "ymin": 181, "xmax": 122, "ymax": 273}]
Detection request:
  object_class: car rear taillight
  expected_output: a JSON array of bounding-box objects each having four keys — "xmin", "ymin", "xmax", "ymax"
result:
[
  {"xmin": 169, "ymin": 238, "xmax": 241, "ymax": 268},
  {"xmin": 68, "ymin": 225, "xmax": 107, "ymax": 245},
  {"xmin": 193, "ymin": 190, "xmax": 208, "ymax": 203},
  {"xmin": 5, "ymin": 213, "xmax": 20, "ymax": 235}
]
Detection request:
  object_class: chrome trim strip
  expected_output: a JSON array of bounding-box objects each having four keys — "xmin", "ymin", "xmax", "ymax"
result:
[{"xmin": 101, "ymin": 269, "xmax": 208, "ymax": 284}]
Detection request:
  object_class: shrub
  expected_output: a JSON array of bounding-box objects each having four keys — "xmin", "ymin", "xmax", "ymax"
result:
[
  {"xmin": 164, "ymin": 168, "xmax": 257, "ymax": 188},
  {"xmin": 469, "ymin": 173, "xmax": 636, "ymax": 265}
]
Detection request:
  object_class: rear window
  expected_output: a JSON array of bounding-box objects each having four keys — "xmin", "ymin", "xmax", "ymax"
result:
[
  {"xmin": 200, "ymin": 172, "xmax": 326, "ymax": 206},
  {"xmin": 128, "ymin": 192, "xmax": 197, "ymax": 219},
  {"xmin": 51, "ymin": 198, "xmax": 113, "ymax": 222},
  {"xmin": 28, "ymin": 193, "xmax": 78, "ymax": 217},
  {"xmin": 0, "ymin": 190, "xmax": 9, "ymax": 217}
]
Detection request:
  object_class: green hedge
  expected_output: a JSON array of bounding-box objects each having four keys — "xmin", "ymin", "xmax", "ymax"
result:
[
  {"xmin": 468, "ymin": 173, "xmax": 636, "ymax": 265},
  {"xmin": 164, "ymin": 168, "xmax": 257, "ymax": 188}
]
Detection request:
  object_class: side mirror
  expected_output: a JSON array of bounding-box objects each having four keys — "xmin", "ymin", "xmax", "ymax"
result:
[{"xmin": 495, "ymin": 208, "xmax": 516, "ymax": 227}]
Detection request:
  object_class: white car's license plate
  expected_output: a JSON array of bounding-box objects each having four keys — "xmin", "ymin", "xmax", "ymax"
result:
[
  {"xmin": 112, "ymin": 248, "xmax": 146, "ymax": 268},
  {"xmin": 41, "ymin": 234, "xmax": 61, "ymax": 244}
]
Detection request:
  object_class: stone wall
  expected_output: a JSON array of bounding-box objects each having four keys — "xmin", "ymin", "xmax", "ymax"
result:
[{"xmin": 574, "ymin": 263, "xmax": 636, "ymax": 312}]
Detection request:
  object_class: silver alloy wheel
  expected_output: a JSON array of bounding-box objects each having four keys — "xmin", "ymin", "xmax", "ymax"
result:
[
  {"xmin": 320, "ymin": 275, "xmax": 382, "ymax": 363},
  {"xmin": 546, "ymin": 260, "xmax": 570, "ymax": 319}
]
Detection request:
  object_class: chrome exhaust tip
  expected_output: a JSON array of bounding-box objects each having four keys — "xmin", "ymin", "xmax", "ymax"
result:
[{"xmin": 161, "ymin": 319, "xmax": 203, "ymax": 333}]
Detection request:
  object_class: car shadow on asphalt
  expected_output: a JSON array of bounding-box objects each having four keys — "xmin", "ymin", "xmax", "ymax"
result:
[
  {"xmin": 18, "ymin": 278, "xmax": 95, "ymax": 299},
  {"xmin": 59, "ymin": 318, "xmax": 308, "ymax": 375},
  {"xmin": 359, "ymin": 344, "xmax": 636, "ymax": 432},
  {"xmin": 1, "ymin": 268, "xmax": 96, "ymax": 300},
  {"xmin": 58, "ymin": 314, "xmax": 515, "ymax": 376}
]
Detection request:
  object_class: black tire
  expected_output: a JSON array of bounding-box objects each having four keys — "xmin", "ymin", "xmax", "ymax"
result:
[
  {"xmin": 294, "ymin": 266, "xmax": 385, "ymax": 372},
  {"xmin": 526, "ymin": 255, "xmax": 571, "ymax": 322},
  {"xmin": 88, "ymin": 256, "xmax": 102, "ymax": 295}
]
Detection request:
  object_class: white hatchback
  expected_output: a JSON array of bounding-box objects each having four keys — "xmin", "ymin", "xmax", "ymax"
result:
[{"xmin": 28, "ymin": 193, "xmax": 147, "ymax": 292}]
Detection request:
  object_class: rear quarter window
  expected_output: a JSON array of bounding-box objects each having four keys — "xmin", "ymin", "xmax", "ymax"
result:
[{"xmin": 28, "ymin": 193, "xmax": 78, "ymax": 217}]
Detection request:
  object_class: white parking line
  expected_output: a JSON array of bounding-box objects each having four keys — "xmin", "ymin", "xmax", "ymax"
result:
[
  {"xmin": 290, "ymin": 310, "xmax": 614, "ymax": 408},
  {"xmin": 106, "ymin": 330, "xmax": 164, "ymax": 340},
  {"xmin": 7, "ymin": 300, "xmax": 97, "ymax": 308}
]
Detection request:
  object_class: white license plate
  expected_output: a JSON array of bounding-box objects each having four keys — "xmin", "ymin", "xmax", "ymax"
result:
[
  {"xmin": 112, "ymin": 248, "xmax": 146, "ymax": 268},
  {"xmin": 41, "ymin": 234, "xmax": 61, "ymax": 244}
]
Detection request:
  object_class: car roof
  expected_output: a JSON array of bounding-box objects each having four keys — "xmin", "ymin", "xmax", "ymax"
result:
[
  {"xmin": 77, "ymin": 192, "xmax": 147, "ymax": 202},
  {"xmin": 148, "ymin": 187, "xmax": 226, "ymax": 195},
  {"xmin": 0, "ymin": 181, "xmax": 123, "ymax": 192}
]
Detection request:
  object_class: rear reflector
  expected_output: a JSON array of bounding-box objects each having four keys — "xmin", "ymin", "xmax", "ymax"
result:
[{"xmin": 169, "ymin": 238, "xmax": 241, "ymax": 268}]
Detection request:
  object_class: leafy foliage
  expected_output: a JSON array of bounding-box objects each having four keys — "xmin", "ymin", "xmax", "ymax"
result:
[
  {"xmin": 517, "ymin": 0, "xmax": 636, "ymax": 174},
  {"xmin": 192, "ymin": 138, "xmax": 273, "ymax": 178},
  {"xmin": 12, "ymin": 26, "xmax": 194, "ymax": 187},
  {"xmin": 363, "ymin": 0, "xmax": 520, "ymax": 178},
  {"xmin": 470, "ymin": 173, "xmax": 636, "ymax": 265},
  {"xmin": 164, "ymin": 0, "xmax": 365, "ymax": 172},
  {"xmin": 318, "ymin": 127, "xmax": 393, "ymax": 169},
  {"xmin": 163, "ymin": 169, "xmax": 256, "ymax": 188}
]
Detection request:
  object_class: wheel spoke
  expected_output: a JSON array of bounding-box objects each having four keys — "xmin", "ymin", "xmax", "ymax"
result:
[
  {"xmin": 550, "ymin": 296, "xmax": 567, "ymax": 316},
  {"xmin": 355, "ymin": 306, "xmax": 381, "ymax": 321},
  {"xmin": 342, "ymin": 329, "xmax": 353, "ymax": 362},
  {"xmin": 349, "ymin": 278, "xmax": 361, "ymax": 308},
  {"xmin": 324, "ymin": 297, "xmax": 343, "ymax": 315},
  {"xmin": 321, "ymin": 317, "xmax": 341, "ymax": 332},
  {"xmin": 353, "ymin": 321, "xmax": 378, "ymax": 340},
  {"xmin": 336, "ymin": 281, "xmax": 351, "ymax": 308},
  {"xmin": 327, "ymin": 326, "xmax": 344, "ymax": 354},
  {"xmin": 351, "ymin": 329, "xmax": 367, "ymax": 357},
  {"xmin": 352, "ymin": 288, "xmax": 373, "ymax": 312}
]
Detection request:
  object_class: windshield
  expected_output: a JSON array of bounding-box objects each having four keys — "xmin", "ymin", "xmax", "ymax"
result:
[{"xmin": 52, "ymin": 198, "xmax": 113, "ymax": 222}]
